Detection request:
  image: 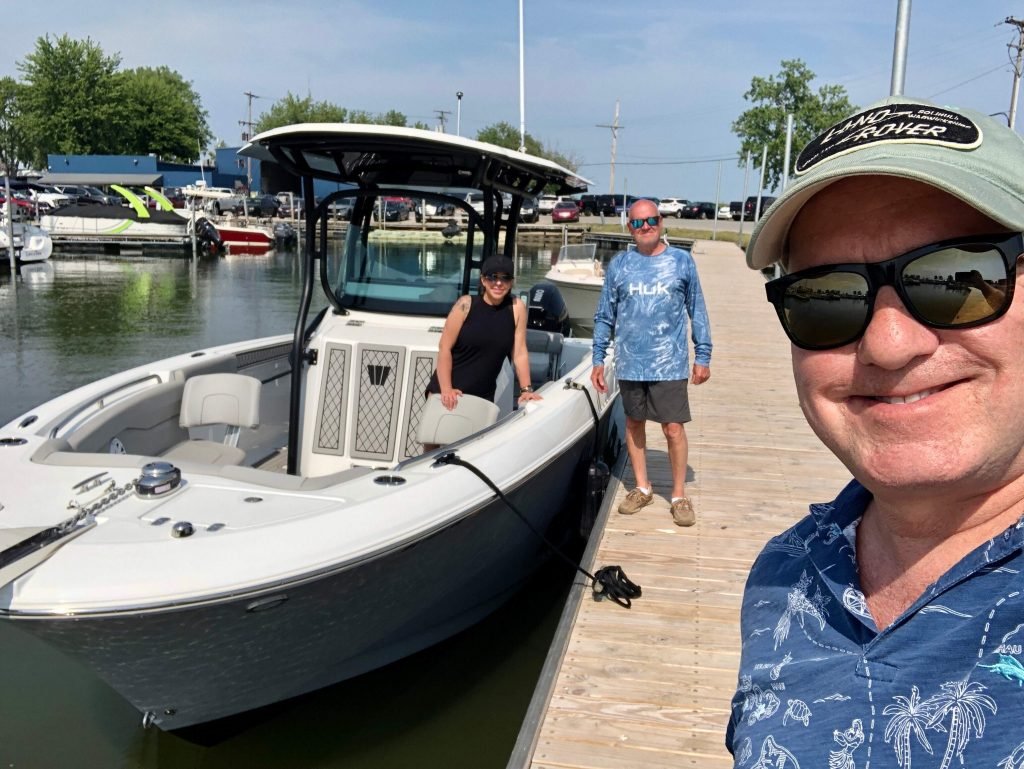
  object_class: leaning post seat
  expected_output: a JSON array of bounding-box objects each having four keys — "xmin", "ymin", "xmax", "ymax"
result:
[
  {"xmin": 164, "ymin": 373, "xmax": 262, "ymax": 465},
  {"xmin": 525, "ymin": 329, "xmax": 564, "ymax": 384},
  {"xmin": 416, "ymin": 393, "xmax": 500, "ymax": 446}
]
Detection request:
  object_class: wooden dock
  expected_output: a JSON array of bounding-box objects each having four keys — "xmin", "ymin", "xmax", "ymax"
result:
[{"xmin": 509, "ymin": 240, "xmax": 853, "ymax": 768}]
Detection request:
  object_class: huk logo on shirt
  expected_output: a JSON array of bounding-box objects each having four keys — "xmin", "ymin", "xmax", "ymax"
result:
[{"xmin": 628, "ymin": 281, "xmax": 669, "ymax": 296}]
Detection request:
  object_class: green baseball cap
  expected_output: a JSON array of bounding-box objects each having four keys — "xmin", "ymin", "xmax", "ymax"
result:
[{"xmin": 746, "ymin": 96, "xmax": 1024, "ymax": 270}]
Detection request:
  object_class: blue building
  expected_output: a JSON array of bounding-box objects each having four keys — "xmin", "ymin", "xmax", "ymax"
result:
[{"xmin": 39, "ymin": 148, "xmax": 354, "ymax": 201}]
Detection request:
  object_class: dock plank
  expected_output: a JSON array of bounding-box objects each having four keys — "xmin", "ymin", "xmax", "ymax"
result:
[{"xmin": 511, "ymin": 241, "xmax": 852, "ymax": 768}]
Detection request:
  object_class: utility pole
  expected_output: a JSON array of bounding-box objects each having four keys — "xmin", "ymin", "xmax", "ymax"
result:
[
  {"xmin": 435, "ymin": 109, "xmax": 451, "ymax": 133},
  {"xmin": 596, "ymin": 99, "xmax": 624, "ymax": 194},
  {"xmin": 240, "ymin": 91, "xmax": 262, "ymax": 190},
  {"xmin": 1004, "ymin": 16, "xmax": 1024, "ymax": 130}
]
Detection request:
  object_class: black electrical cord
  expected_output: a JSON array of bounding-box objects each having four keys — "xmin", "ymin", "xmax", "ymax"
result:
[{"xmin": 434, "ymin": 452, "xmax": 642, "ymax": 609}]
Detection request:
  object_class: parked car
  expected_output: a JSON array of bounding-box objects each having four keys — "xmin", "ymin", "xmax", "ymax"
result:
[
  {"xmin": 414, "ymin": 199, "xmax": 456, "ymax": 221},
  {"xmin": 201, "ymin": 188, "xmax": 247, "ymax": 215},
  {"xmin": 537, "ymin": 194, "xmax": 560, "ymax": 214},
  {"xmin": 550, "ymin": 199, "xmax": 580, "ymax": 223},
  {"xmin": 327, "ymin": 199, "xmax": 354, "ymax": 220},
  {"xmin": 594, "ymin": 194, "xmax": 624, "ymax": 216},
  {"xmin": 683, "ymin": 201, "xmax": 717, "ymax": 220},
  {"xmin": 0, "ymin": 194, "xmax": 35, "ymax": 218},
  {"xmin": 372, "ymin": 198, "xmax": 411, "ymax": 222},
  {"xmin": 729, "ymin": 201, "xmax": 743, "ymax": 221},
  {"xmin": 658, "ymin": 197, "xmax": 689, "ymax": 218},
  {"xmin": 30, "ymin": 185, "xmax": 73, "ymax": 210},
  {"xmin": 233, "ymin": 194, "xmax": 281, "ymax": 217},
  {"xmin": 52, "ymin": 184, "xmax": 113, "ymax": 206},
  {"xmin": 519, "ymin": 197, "xmax": 539, "ymax": 223},
  {"xmin": 742, "ymin": 194, "xmax": 777, "ymax": 220},
  {"xmin": 717, "ymin": 204, "xmax": 732, "ymax": 219},
  {"xmin": 612, "ymin": 195, "xmax": 640, "ymax": 216},
  {"xmin": 577, "ymin": 194, "xmax": 601, "ymax": 216}
]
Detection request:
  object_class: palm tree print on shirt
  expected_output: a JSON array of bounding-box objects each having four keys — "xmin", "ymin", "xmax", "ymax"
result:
[{"xmin": 883, "ymin": 681, "xmax": 996, "ymax": 768}]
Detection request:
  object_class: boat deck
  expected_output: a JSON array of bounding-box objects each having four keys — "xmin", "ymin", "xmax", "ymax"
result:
[{"xmin": 509, "ymin": 240, "xmax": 853, "ymax": 768}]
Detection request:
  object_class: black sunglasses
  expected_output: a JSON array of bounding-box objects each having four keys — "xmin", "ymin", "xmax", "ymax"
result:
[
  {"xmin": 765, "ymin": 232, "xmax": 1023, "ymax": 350},
  {"xmin": 629, "ymin": 216, "xmax": 661, "ymax": 229},
  {"xmin": 482, "ymin": 272, "xmax": 514, "ymax": 284}
]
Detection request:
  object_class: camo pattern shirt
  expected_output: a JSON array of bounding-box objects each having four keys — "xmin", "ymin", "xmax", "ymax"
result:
[
  {"xmin": 591, "ymin": 245, "xmax": 712, "ymax": 381},
  {"xmin": 727, "ymin": 479, "xmax": 1024, "ymax": 769}
]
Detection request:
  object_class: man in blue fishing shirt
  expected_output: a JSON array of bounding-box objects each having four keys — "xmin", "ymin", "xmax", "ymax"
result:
[
  {"xmin": 729, "ymin": 96, "xmax": 1024, "ymax": 768},
  {"xmin": 591, "ymin": 198, "xmax": 712, "ymax": 526}
]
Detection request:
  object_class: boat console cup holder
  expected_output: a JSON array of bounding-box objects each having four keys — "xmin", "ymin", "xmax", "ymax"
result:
[
  {"xmin": 0, "ymin": 437, "xmax": 27, "ymax": 447},
  {"xmin": 136, "ymin": 461, "xmax": 183, "ymax": 498},
  {"xmin": 373, "ymin": 475, "xmax": 406, "ymax": 486}
]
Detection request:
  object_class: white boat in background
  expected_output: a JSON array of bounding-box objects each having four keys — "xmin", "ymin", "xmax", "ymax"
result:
[
  {"xmin": 0, "ymin": 216, "xmax": 53, "ymax": 263},
  {"xmin": 0, "ymin": 124, "xmax": 620, "ymax": 730},
  {"xmin": 544, "ymin": 242, "xmax": 604, "ymax": 333},
  {"xmin": 39, "ymin": 185, "xmax": 220, "ymax": 253}
]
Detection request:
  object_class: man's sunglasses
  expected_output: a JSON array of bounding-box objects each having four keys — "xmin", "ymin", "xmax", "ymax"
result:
[
  {"xmin": 765, "ymin": 232, "xmax": 1023, "ymax": 351},
  {"xmin": 482, "ymin": 273, "xmax": 514, "ymax": 284},
  {"xmin": 629, "ymin": 216, "xmax": 661, "ymax": 229}
]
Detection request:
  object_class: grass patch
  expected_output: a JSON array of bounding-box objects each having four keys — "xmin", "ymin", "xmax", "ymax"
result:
[{"xmin": 586, "ymin": 222, "xmax": 750, "ymax": 249}]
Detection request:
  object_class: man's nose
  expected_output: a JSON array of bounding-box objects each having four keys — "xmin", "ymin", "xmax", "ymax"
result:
[{"xmin": 856, "ymin": 286, "xmax": 939, "ymax": 369}]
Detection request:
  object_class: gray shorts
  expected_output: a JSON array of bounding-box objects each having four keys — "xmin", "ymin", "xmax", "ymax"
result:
[{"xmin": 620, "ymin": 379, "xmax": 691, "ymax": 424}]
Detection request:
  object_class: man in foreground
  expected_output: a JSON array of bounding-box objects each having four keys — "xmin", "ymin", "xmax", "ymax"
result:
[
  {"xmin": 591, "ymin": 198, "xmax": 711, "ymax": 526},
  {"xmin": 728, "ymin": 96, "xmax": 1024, "ymax": 767}
]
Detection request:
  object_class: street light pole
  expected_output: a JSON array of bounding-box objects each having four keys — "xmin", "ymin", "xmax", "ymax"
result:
[{"xmin": 456, "ymin": 91, "xmax": 463, "ymax": 136}]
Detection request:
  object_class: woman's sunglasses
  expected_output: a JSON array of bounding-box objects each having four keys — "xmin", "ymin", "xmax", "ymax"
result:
[
  {"xmin": 482, "ymin": 273, "xmax": 514, "ymax": 284},
  {"xmin": 765, "ymin": 232, "xmax": 1023, "ymax": 351},
  {"xmin": 629, "ymin": 216, "xmax": 661, "ymax": 229}
]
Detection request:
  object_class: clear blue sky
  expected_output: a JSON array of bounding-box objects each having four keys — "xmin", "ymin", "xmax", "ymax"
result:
[{"xmin": 2, "ymin": 1, "xmax": 1020, "ymax": 202}]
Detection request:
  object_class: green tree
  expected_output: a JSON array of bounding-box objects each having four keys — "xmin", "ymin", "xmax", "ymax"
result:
[
  {"xmin": 476, "ymin": 121, "xmax": 579, "ymax": 173},
  {"xmin": 254, "ymin": 94, "xmax": 419, "ymax": 134},
  {"xmin": 17, "ymin": 34, "xmax": 124, "ymax": 168},
  {"xmin": 732, "ymin": 59, "xmax": 855, "ymax": 192},
  {"xmin": 116, "ymin": 66, "xmax": 211, "ymax": 162},
  {"xmin": 0, "ymin": 77, "xmax": 29, "ymax": 175}
]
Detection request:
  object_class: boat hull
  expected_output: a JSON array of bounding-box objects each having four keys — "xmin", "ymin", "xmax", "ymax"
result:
[
  {"xmin": 13, "ymin": 426, "xmax": 602, "ymax": 729},
  {"xmin": 545, "ymin": 274, "xmax": 602, "ymax": 333}
]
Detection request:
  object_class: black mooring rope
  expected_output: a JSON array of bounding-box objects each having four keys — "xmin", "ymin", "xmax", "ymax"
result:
[{"xmin": 434, "ymin": 452, "xmax": 642, "ymax": 609}]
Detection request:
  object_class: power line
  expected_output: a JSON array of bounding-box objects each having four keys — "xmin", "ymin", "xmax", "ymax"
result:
[
  {"xmin": 579, "ymin": 156, "xmax": 735, "ymax": 168},
  {"xmin": 925, "ymin": 63, "xmax": 1008, "ymax": 99}
]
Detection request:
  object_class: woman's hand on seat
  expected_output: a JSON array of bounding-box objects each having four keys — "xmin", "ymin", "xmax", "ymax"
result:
[{"xmin": 441, "ymin": 389, "xmax": 462, "ymax": 410}]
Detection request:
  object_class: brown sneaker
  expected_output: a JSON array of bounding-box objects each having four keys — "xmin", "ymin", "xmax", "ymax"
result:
[
  {"xmin": 618, "ymin": 487, "xmax": 654, "ymax": 515},
  {"xmin": 671, "ymin": 497, "xmax": 696, "ymax": 527}
]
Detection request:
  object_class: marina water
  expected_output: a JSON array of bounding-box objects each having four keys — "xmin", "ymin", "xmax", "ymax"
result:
[{"xmin": 0, "ymin": 242, "xmax": 610, "ymax": 769}]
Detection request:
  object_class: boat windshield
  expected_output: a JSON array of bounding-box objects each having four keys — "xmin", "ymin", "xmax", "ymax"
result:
[{"xmin": 325, "ymin": 212, "xmax": 476, "ymax": 317}]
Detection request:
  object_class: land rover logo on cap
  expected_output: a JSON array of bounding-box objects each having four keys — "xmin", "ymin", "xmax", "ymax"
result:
[{"xmin": 795, "ymin": 103, "xmax": 982, "ymax": 175}]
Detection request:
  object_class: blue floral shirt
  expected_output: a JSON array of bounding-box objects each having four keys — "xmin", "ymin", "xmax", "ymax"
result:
[
  {"xmin": 727, "ymin": 479, "xmax": 1024, "ymax": 769},
  {"xmin": 591, "ymin": 245, "xmax": 712, "ymax": 381}
]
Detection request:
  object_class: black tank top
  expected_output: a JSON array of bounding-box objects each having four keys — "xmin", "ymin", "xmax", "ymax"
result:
[{"xmin": 428, "ymin": 295, "xmax": 515, "ymax": 401}]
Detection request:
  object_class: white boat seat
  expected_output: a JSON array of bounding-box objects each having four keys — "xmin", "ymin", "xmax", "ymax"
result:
[
  {"xmin": 416, "ymin": 393, "xmax": 499, "ymax": 446},
  {"xmin": 526, "ymin": 329, "xmax": 563, "ymax": 384},
  {"xmin": 164, "ymin": 373, "xmax": 261, "ymax": 466}
]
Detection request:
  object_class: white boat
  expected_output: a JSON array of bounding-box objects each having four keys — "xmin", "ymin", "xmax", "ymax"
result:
[
  {"xmin": 0, "ymin": 216, "xmax": 53, "ymax": 263},
  {"xmin": 0, "ymin": 124, "xmax": 621, "ymax": 730},
  {"xmin": 39, "ymin": 185, "xmax": 219, "ymax": 252},
  {"xmin": 543, "ymin": 242, "xmax": 604, "ymax": 333}
]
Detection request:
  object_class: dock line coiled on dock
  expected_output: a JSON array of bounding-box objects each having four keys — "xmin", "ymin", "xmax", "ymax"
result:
[{"xmin": 433, "ymin": 452, "xmax": 642, "ymax": 609}]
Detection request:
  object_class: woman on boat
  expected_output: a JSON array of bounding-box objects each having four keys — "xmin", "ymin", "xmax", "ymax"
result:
[{"xmin": 426, "ymin": 254, "xmax": 542, "ymax": 410}]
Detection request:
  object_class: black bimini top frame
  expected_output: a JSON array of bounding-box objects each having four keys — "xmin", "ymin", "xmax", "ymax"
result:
[{"xmin": 239, "ymin": 124, "xmax": 589, "ymax": 474}]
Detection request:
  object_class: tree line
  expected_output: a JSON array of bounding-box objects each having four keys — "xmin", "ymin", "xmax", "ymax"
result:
[
  {"xmin": 0, "ymin": 35, "xmax": 582, "ymax": 179},
  {"xmin": 0, "ymin": 34, "xmax": 855, "ymax": 194}
]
